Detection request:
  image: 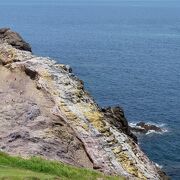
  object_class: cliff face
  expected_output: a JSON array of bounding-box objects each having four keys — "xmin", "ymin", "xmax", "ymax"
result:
[{"xmin": 0, "ymin": 29, "xmax": 167, "ymax": 179}]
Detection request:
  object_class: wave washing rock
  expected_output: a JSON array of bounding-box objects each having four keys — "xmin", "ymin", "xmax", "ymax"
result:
[
  {"xmin": 130, "ymin": 122, "xmax": 163, "ymax": 134},
  {"xmin": 0, "ymin": 28, "xmax": 169, "ymax": 179}
]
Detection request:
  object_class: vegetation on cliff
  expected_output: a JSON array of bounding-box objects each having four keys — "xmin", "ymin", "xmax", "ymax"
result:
[{"xmin": 0, "ymin": 152, "xmax": 124, "ymax": 180}]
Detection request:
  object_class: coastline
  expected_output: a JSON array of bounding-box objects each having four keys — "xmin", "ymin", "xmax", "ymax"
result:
[{"xmin": 0, "ymin": 28, "xmax": 169, "ymax": 179}]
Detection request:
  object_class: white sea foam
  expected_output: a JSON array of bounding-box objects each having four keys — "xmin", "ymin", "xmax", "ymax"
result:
[
  {"xmin": 155, "ymin": 163, "xmax": 163, "ymax": 169},
  {"xmin": 146, "ymin": 130, "xmax": 165, "ymax": 135},
  {"xmin": 130, "ymin": 121, "xmax": 166, "ymax": 128},
  {"xmin": 145, "ymin": 126, "xmax": 168, "ymax": 135},
  {"xmin": 129, "ymin": 122, "xmax": 137, "ymax": 127}
]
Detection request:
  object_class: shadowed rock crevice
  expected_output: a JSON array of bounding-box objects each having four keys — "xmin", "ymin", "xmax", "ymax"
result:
[{"xmin": 24, "ymin": 67, "xmax": 38, "ymax": 80}]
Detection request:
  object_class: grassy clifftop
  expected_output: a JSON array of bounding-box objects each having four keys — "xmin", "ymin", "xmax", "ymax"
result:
[{"xmin": 0, "ymin": 152, "xmax": 124, "ymax": 180}]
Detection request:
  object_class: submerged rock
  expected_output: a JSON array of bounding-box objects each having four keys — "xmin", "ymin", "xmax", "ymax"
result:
[
  {"xmin": 130, "ymin": 122, "xmax": 163, "ymax": 134},
  {"xmin": 0, "ymin": 28, "xmax": 169, "ymax": 179}
]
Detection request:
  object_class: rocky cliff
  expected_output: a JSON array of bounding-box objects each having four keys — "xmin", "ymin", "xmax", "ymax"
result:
[{"xmin": 0, "ymin": 28, "xmax": 168, "ymax": 179}]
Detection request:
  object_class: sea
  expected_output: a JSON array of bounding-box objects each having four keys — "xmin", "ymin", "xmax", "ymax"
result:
[{"xmin": 0, "ymin": 0, "xmax": 180, "ymax": 179}]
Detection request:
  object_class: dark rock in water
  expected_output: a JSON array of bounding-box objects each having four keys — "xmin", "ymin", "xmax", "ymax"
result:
[
  {"xmin": 102, "ymin": 106, "xmax": 137, "ymax": 142},
  {"xmin": 0, "ymin": 28, "xmax": 32, "ymax": 52},
  {"xmin": 130, "ymin": 121, "xmax": 163, "ymax": 134}
]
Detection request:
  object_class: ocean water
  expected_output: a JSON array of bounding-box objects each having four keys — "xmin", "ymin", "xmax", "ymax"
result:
[{"xmin": 0, "ymin": 0, "xmax": 180, "ymax": 179}]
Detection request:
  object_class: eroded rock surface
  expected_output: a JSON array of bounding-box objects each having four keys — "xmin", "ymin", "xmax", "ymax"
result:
[{"xmin": 0, "ymin": 28, "xmax": 169, "ymax": 179}]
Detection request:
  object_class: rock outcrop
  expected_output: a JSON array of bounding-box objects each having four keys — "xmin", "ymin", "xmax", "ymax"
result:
[
  {"xmin": 0, "ymin": 28, "xmax": 31, "ymax": 52},
  {"xmin": 102, "ymin": 106, "xmax": 137, "ymax": 142},
  {"xmin": 0, "ymin": 28, "xmax": 169, "ymax": 179}
]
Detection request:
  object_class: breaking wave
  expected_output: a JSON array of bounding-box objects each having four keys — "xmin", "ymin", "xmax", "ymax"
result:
[{"xmin": 129, "ymin": 121, "xmax": 168, "ymax": 135}]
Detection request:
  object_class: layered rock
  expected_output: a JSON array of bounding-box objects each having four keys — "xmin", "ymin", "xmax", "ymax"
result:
[{"xmin": 0, "ymin": 28, "xmax": 169, "ymax": 179}]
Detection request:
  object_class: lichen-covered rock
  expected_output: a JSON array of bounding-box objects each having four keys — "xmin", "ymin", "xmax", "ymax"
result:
[{"xmin": 0, "ymin": 29, "xmax": 169, "ymax": 180}]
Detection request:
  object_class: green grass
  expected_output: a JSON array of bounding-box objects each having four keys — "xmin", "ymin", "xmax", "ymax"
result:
[
  {"xmin": 0, "ymin": 165, "xmax": 57, "ymax": 180},
  {"xmin": 0, "ymin": 152, "xmax": 124, "ymax": 180}
]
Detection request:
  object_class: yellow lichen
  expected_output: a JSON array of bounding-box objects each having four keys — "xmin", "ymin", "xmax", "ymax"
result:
[
  {"xmin": 37, "ymin": 67, "xmax": 51, "ymax": 78},
  {"xmin": 84, "ymin": 110, "xmax": 105, "ymax": 131},
  {"xmin": 112, "ymin": 146, "xmax": 122, "ymax": 154},
  {"xmin": 82, "ymin": 123, "xmax": 89, "ymax": 131},
  {"xmin": 116, "ymin": 152, "xmax": 146, "ymax": 179}
]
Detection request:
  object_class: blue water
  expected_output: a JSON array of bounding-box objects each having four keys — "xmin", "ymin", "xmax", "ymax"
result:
[{"xmin": 0, "ymin": 0, "xmax": 180, "ymax": 179}]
